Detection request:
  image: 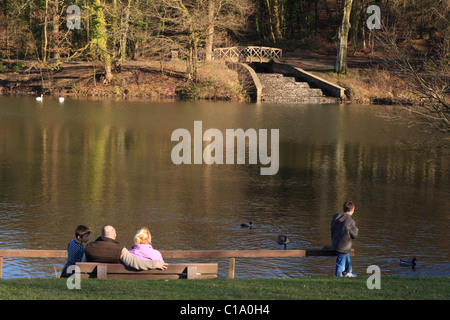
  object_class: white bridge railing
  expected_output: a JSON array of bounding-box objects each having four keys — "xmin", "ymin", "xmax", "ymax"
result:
[{"xmin": 214, "ymin": 46, "xmax": 282, "ymax": 63}]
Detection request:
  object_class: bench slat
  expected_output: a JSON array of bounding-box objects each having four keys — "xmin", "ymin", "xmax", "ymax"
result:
[
  {"xmin": 76, "ymin": 263, "xmax": 218, "ymax": 274},
  {"xmin": 75, "ymin": 262, "xmax": 218, "ymax": 280},
  {"xmin": 79, "ymin": 273, "xmax": 218, "ymax": 280}
]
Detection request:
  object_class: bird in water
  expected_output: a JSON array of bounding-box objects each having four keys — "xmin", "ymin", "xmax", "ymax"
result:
[
  {"xmin": 36, "ymin": 94, "xmax": 43, "ymax": 102},
  {"xmin": 277, "ymin": 235, "xmax": 291, "ymax": 249},
  {"xmin": 399, "ymin": 257, "xmax": 417, "ymax": 268},
  {"xmin": 241, "ymin": 222, "xmax": 252, "ymax": 229},
  {"xmin": 59, "ymin": 97, "xmax": 65, "ymax": 103}
]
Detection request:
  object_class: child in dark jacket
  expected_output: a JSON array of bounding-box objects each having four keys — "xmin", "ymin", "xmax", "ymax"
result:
[
  {"xmin": 61, "ymin": 225, "xmax": 90, "ymax": 278},
  {"xmin": 331, "ymin": 201, "xmax": 358, "ymax": 277}
]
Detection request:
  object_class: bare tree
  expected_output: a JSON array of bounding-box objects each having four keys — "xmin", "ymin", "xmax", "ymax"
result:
[
  {"xmin": 161, "ymin": 0, "xmax": 203, "ymax": 80},
  {"xmin": 205, "ymin": 0, "xmax": 215, "ymax": 61},
  {"xmin": 90, "ymin": 0, "xmax": 114, "ymax": 83},
  {"xmin": 376, "ymin": 8, "xmax": 449, "ymax": 149},
  {"xmin": 335, "ymin": 0, "xmax": 353, "ymax": 74},
  {"xmin": 150, "ymin": 0, "xmax": 251, "ymax": 79},
  {"xmin": 43, "ymin": 0, "xmax": 49, "ymax": 62}
]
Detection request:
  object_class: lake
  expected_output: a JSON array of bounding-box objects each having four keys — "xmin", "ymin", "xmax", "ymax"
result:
[{"xmin": 0, "ymin": 95, "xmax": 448, "ymax": 279}]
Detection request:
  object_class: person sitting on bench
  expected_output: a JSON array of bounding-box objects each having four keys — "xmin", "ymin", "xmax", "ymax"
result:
[
  {"xmin": 82, "ymin": 225, "xmax": 168, "ymax": 271},
  {"xmin": 129, "ymin": 227, "xmax": 164, "ymax": 262}
]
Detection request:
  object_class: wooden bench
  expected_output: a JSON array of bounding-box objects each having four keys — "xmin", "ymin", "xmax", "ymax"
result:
[{"xmin": 75, "ymin": 262, "xmax": 218, "ymax": 280}]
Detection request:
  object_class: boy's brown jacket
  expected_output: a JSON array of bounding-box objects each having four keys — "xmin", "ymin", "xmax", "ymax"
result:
[{"xmin": 331, "ymin": 212, "xmax": 358, "ymax": 253}]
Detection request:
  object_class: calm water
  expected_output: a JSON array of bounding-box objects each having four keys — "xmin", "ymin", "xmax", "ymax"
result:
[{"xmin": 0, "ymin": 95, "xmax": 448, "ymax": 279}]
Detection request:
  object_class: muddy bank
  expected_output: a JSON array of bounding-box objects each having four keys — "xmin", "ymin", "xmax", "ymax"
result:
[{"xmin": 0, "ymin": 60, "xmax": 246, "ymax": 102}]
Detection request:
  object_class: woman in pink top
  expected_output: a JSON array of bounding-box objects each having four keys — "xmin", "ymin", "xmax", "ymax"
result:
[{"xmin": 129, "ymin": 227, "xmax": 164, "ymax": 262}]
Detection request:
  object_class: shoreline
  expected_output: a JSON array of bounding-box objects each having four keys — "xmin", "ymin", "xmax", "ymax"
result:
[
  {"xmin": 0, "ymin": 53, "xmax": 431, "ymax": 106},
  {"xmin": 0, "ymin": 59, "xmax": 247, "ymax": 102},
  {"xmin": 283, "ymin": 50, "xmax": 419, "ymax": 105}
]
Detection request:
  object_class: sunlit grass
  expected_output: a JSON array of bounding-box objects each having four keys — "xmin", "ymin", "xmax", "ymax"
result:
[{"xmin": 0, "ymin": 277, "xmax": 448, "ymax": 300}]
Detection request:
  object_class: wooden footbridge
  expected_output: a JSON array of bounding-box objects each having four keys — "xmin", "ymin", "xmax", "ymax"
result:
[{"xmin": 214, "ymin": 46, "xmax": 282, "ymax": 63}]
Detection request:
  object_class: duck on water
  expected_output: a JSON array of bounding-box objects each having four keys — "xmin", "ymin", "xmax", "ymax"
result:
[
  {"xmin": 240, "ymin": 222, "xmax": 252, "ymax": 229},
  {"xmin": 399, "ymin": 257, "xmax": 417, "ymax": 268},
  {"xmin": 276, "ymin": 235, "xmax": 290, "ymax": 249}
]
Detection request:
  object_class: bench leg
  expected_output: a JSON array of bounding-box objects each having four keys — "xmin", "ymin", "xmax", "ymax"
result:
[
  {"xmin": 187, "ymin": 266, "xmax": 197, "ymax": 279},
  {"xmin": 97, "ymin": 265, "xmax": 107, "ymax": 279}
]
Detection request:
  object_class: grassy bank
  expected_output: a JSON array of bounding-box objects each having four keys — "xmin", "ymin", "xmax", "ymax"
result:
[
  {"xmin": 311, "ymin": 67, "xmax": 415, "ymax": 105},
  {"xmin": 0, "ymin": 54, "xmax": 441, "ymax": 105},
  {"xmin": 0, "ymin": 277, "xmax": 448, "ymax": 300},
  {"xmin": 283, "ymin": 48, "xmax": 427, "ymax": 105}
]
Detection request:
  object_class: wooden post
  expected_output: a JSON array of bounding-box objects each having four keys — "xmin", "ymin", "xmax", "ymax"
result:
[
  {"xmin": 228, "ymin": 257, "xmax": 235, "ymax": 279},
  {"xmin": 53, "ymin": 266, "xmax": 59, "ymax": 278},
  {"xmin": 0, "ymin": 256, "xmax": 3, "ymax": 279}
]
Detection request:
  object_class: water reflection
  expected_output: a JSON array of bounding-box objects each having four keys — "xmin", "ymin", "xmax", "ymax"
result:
[{"xmin": 0, "ymin": 96, "xmax": 448, "ymax": 278}]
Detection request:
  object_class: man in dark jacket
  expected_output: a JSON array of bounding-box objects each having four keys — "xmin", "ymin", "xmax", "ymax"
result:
[
  {"xmin": 83, "ymin": 225, "xmax": 167, "ymax": 270},
  {"xmin": 331, "ymin": 201, "xmax": 358, "ymax": 277}
]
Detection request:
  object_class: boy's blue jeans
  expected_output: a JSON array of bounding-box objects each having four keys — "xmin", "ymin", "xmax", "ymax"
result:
[{"xmin": 335, "ymin": 252, "xmax": 352, "ymax": 277}]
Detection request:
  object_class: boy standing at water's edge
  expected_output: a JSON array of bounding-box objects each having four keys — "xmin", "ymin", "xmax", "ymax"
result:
[{"xmin": 331, "ymin": 201, "xmax": 358, "ymax": 277}]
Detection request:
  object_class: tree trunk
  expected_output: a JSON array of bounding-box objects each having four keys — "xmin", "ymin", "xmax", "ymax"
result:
[
  {"xmin": 85, "ymin": 0, "xmax": 90, "ymax": 44},
  {"xmin": 205, "ymin": 0, "xmax": 214, "ymax": 61},
  {"xmin": 112, "ymin": 0, "xmax": 118, "ymax": 59},
  {"xmin": 272, "ymin": 0, "xmax": 282, "ymax": 40},
  {"xmin": 120, "ymin": 0, "xmax": 132, "ymax": 63},
  {"xmin": 193, "ymin": 35, "xmax": 198, "ymax": 80},
  {"xmin": 187, "ymin": 30, "xmax": 198, "ymax": 81},
  {"xmin": 335, "ymin": 0, "xmax": 353, "ymax": 74},
  {"xmin": 51, "ymin": 0, "xmax": 60, "ymax": 62},
  {"xmin": 350, "ymin": 0, "xmax": 360, "ymax": 50},
  {"xmin": 91, "ymin": 0, "xmax": 113, "ymax": 83},
  {"xmin": 177, "ymin": 0, "xmax": 197, "ymax": 80},
  {"xmin": 265, "ymin": 0, "xmax": 276, "ymax": 43},
  {"xmin": 43, "ymin": 0, "xmax": 49, "ymax": 63}
]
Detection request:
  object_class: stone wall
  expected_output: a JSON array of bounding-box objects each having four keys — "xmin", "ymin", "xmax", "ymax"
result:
[{"xmin": 254, "ymin": 60, "xmax": 345, "ymax": 98}]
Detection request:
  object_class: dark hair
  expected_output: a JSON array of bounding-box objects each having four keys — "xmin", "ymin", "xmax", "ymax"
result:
[
  {"xmin": 343, "ymin": 201, "xmax": 355, "ymax": 213},
  {"xmin": 75, "ymin": 225, "xmax": 90, "ymax": 238}
]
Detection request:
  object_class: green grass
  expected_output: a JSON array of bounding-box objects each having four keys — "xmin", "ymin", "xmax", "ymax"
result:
[{"xmin": 0, "ymin": 277, "xmax": 448, "ymax": 300}]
